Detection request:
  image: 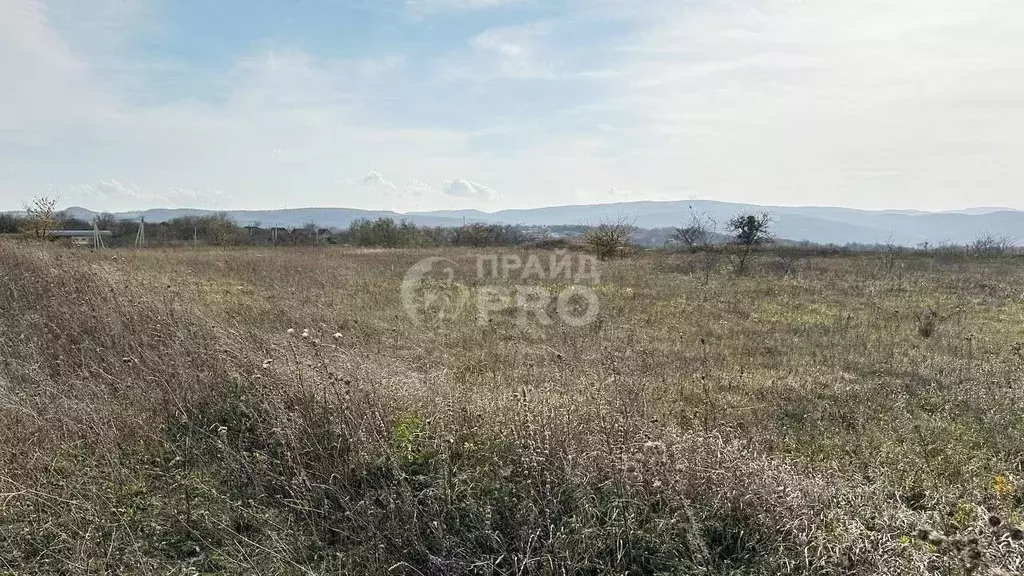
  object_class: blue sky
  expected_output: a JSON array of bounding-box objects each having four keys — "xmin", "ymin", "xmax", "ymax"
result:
[{"xmin": 3, "ymin": 0, "xmax": 1024, "ymax": 212}]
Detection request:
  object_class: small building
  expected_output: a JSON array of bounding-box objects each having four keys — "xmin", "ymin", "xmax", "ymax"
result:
[
  {"xmin": 49, "ymin": 229, "xmax": 113, "ymax": 238},
  {"xmin": 289, "ymin": 227, "xmax": 333, "ymax": 243},
  {"xmin": 49, "ymin": 229, "xmax": 112, "ymax": 247}
]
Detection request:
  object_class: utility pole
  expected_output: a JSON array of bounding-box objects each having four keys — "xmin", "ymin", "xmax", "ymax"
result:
[
  {"xmin": 92, "ymin": 218, "xmax": 105, "ymax": 250},
  {"xmin": 134, "ymin": 217, "xmax": 146, "ymax": 248}
]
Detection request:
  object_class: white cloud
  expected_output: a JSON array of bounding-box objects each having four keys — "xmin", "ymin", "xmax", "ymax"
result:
[
  {"xmin": 587, "ymin": 0, "xmax": 1024, "ymax": 208},
  {"xmin": 336, "ymin": 173, "xmax": 447, "ymax": 212},
  {"xmin": 4, "ymin": 0, "xmax": 1024, "ymax": 213},
  {"xmin": 0, "ymin": 0, "xmax": 111, "ymax": 132},
  {"xmin": 0, "ymin": 9, "xmax": 479, "ymax": 212},
  {"xmin": 470, "ymin": 25, "xmax": 538, "ymax": 58},
  {"xmin": 65, "ymin": 180, "xmax": 231, "ymax": 210},
  {"xmin": 406, "ymin": 180, "xmax": 435, "ymax": 195},
  {"xmin": 334, "ymin": 176, "xmax": 501, "ymax": 211},
  {"xmin": 401, "ymin": 180, "xmax": 452, "ymax": 211},
  {"xmin": 362, "ymin": 171, "xmax": 397, "ymax": 190},
  {"xmin": 69, "ymin": 179, "xmax": 151, "ymax": 206},
  {"xmin": 438, "ymin": 22, "xmax": 556, "ymax": 81},
  {"xmin": 444, "ymin": 178, "xmax": 499, "ymax": 199}
]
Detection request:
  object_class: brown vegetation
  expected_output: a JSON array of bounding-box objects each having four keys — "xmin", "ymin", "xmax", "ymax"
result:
[{"xmin": 1, "ymin": 241, "xmax": 1023, "ymax": 574}]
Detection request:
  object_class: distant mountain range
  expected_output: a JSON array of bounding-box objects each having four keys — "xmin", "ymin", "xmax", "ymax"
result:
[{"xmin": 59, "ymin": 201, "xmax": 1024, "ymax": 246}]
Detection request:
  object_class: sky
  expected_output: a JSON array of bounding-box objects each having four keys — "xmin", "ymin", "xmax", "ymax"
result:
[{"xmin": 2, "ymin": 0, "xmax": 1023, "ymax": 213}]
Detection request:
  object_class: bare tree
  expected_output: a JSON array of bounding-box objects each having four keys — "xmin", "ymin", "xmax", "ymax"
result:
[
  {"xmin": 23, "ymin": 195, "xmax": 60, "ymax": 239},
  {"xmin": 675, "ymin": 210, "xmax": 721, "ymax": 284},
  {"xmin": 770, "ymin": 248, "xmax": 805, "ymax": 277},
  {"xmin": 726, "ymin": 212, "xmax": 772, "ymax": 275},
  {"xmin": 95, "ymin": 212, "xmax": 118, "ymax": 231},
  {"xmin": 969, "ymin": 233, "xmax": 1014, "ymax": 256},
  {"xmin": 670, "ymin": 224, "xmax": 708, "ymax": 249},
  {"xmin": 878, "ymin": 235, "xmax": 903, "ymax": 274},
  {"xmin": 584, "ymin": 218, "xmax": 635, "ymax": 260},
  {"xmin": 205, "ymin": 212, "xmax": 240, "ymax": 246}
]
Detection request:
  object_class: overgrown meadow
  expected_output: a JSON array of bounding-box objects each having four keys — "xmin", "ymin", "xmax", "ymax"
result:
[{"xmin": 1, "ymin": 242, "xmax": 1023, "ymax": 574}]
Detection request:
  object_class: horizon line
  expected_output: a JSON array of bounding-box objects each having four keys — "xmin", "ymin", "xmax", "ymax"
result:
[{"xmin": 10, "ymin": 199, "xmax": 1023, "ymax": 216}]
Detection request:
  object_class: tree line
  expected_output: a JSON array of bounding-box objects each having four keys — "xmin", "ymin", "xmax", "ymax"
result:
[
  {"xmin": 2, "ymin": 196, "xmax": 1016, "ymax": 257},
  {"xmin": 344, "ymin": 218, "xmax": 533, "ymax": 247},
  {"xmin": 0, "ymin": 202, "xmax": 543, "ymax": 248}
]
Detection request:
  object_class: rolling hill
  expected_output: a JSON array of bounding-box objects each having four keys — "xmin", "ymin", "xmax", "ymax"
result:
[{"xmin": 59, "ymin": 200, "xmax": 1024, "ymax": 246}]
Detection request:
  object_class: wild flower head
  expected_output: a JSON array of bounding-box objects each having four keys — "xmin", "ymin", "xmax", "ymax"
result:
[{"xmin": 993, "ymin": 475, "xmax": 1015, "ymax": 497}]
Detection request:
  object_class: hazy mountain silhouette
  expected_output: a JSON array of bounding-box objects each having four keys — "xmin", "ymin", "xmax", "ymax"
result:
[{"xmin": 61, "ymin": 200, "xmax": 1024, "ymax": 246}]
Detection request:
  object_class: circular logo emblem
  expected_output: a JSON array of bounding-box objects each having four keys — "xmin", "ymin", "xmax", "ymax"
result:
[{"xmin": 401, "ymin": 257, "xmax": 470, "ymax": 326}]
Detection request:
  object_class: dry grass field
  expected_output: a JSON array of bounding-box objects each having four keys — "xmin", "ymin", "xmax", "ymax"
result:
[{"xmin": 1, "ymin": 241, "xmax": 1023, "ymax": 574}]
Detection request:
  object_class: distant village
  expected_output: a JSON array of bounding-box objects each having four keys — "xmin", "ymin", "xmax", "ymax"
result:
[{"xmin": 0, "ymin": 208, "xmax": 610, "ymax": 248}]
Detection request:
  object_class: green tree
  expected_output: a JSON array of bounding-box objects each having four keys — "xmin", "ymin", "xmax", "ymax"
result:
[{"xmin": 727, "ymin": 212, "xmax": 772, "ymax": 275}]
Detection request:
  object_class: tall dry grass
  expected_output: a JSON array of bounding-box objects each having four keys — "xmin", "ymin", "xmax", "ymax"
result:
[{"xmin": 1, "ymin": 242, "xmax": 1022, "ymax": 574}]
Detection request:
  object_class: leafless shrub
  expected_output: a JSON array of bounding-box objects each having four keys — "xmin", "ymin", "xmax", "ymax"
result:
[
  {"xmin": 913, "ymin": 306, "xmax": 967, "ymax": 340},
  {"xmin": 22, "ymin": 195, "xmax": 60, "ymax": 239},
  {"xmin": 916, "ymin": 308, "xmax": 939, "ymax": 338},
  {"xmin": 880, "ymin": 237, "xmax": 904, "ymax": 273},
  {"xmin": 970, "ymin": 233, "xmax": 1015, "ymax": 256},
  {"xmin": 930, "ymin": 242, "xmax": 966, "ymax": 266},
  {"xmin": 766, "ymin": 248, "xmax": 806, "ymax": 277},
  {"xmin": 584, "ymin": 218, "xmax": 635, "ymax": 260},
  {"xmin": 673, "ymin": 210, "xmax": 722, "ymax": 284},
  {"xmin": 671, "ymin": 224, "xmax": 709, "ymax": 249}
]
